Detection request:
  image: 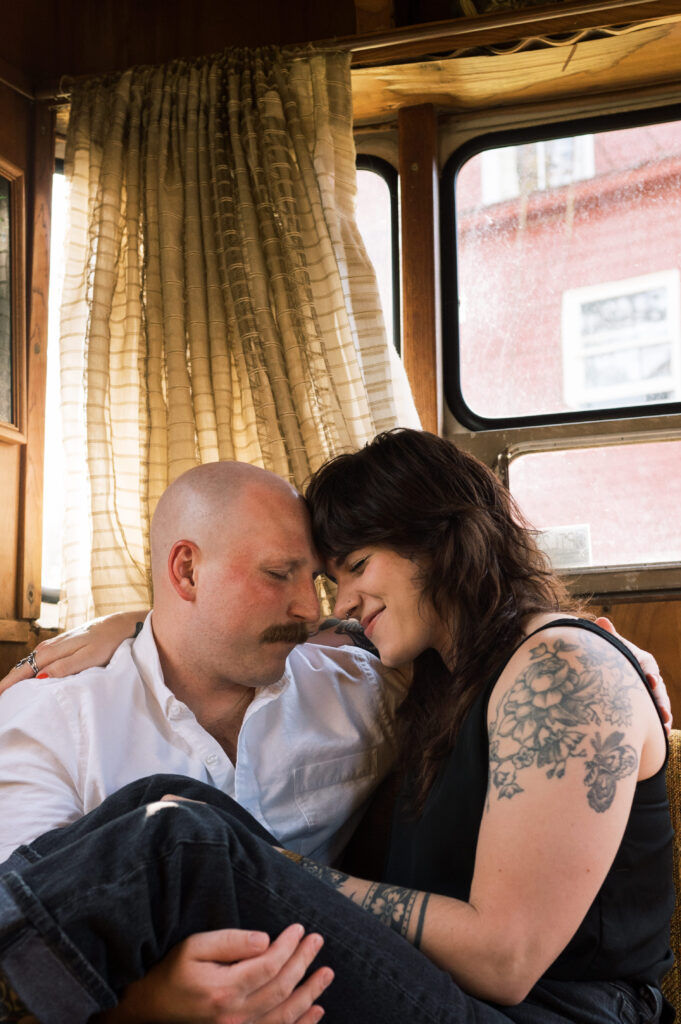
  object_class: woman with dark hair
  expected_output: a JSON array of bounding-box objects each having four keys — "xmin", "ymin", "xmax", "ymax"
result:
[
  {"xmin": 0, "ymin": 429, "xmax": 673, "ymax": 1023},
  {"xmin": 305, "ymin": 427, "xmax": 573, "ymax": 817},
  {"xmin": 299, "ymin": 427, "xmax": 673, "ymax": 1021}
]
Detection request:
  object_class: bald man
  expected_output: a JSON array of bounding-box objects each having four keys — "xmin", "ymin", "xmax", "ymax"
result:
[
  {"xmin": 0, "ymin": 461, "xmax": 407, "ymax": 864},
  {"xmin": 0, "ymin": 461, "xmax": 409, "ymax": 1021}
]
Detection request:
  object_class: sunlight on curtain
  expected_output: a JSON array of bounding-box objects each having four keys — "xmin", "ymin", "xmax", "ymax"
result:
[{"xmin": 58, "ymin": 47, "xmax": 418, "ymax": 626}]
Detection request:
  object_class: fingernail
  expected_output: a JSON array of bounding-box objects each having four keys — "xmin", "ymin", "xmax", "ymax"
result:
[
  {"xmin": 36, "ymin": 672, "xmax": 49, "ymax": 679},
  {"xmin": 249, "ymin": 931, "xmax": 269, "ymax": 947},
  {"xmin": 310, "ymin": 933, "xmax": 324, "ymax": 952}
]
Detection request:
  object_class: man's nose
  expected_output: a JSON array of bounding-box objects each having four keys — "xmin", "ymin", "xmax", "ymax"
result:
[{"xmin": 290, "ymin": 576, "xmax": 321, "ymax": 624}]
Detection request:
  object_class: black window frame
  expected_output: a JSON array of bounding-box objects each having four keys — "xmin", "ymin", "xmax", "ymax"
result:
[{"xmin": 441, "ymin": 104, "xmax": 681, "ymax": 431}]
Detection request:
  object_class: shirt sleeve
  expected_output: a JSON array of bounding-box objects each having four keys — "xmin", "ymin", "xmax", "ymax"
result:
[
  {"xmin": 356, "ymin": 650, "xmax": 411, "ymax": 757},
  {"xmin": 0, "ymin": 682, "xmax": 83, "ymax": 862}
]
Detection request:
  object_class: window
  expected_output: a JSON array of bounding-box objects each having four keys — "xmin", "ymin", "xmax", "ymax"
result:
[
  {"xmin": 355, "ymin": 156, "xmax": 400, "ymax": 353},
  {"xmin": 442, "ymin": 106, "xmax": 681, "ymax": 588},
  {"xmin": 445, "ymin": 109, "xmax": 681, "ymax": 426},
  {"xmin": 508, "ymin": 439, "xmax": 681, "ymax": 571}
]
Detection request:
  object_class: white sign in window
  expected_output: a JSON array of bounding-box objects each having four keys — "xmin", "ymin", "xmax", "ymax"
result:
[
  {"xmin": 535, "ymin": 523, "xmax": 592, "ymax": 570},
  {"xmin": 562, "ymin": 270, "xmax": 681, "ymax": 410}
]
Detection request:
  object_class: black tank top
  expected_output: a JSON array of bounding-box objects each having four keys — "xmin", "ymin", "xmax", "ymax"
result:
[{"xmin": 383, "ymin": 619, "xmax": 674, "ymax": 986}]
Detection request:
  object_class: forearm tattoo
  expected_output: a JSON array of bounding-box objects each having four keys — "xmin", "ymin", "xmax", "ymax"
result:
[
  {"xmin": 488, "ymin": 634, "xmax": 639, "ymax": 813},
  {"xmin": 279, "ymin": 850, "xmax": 430, "ymax": 948}
]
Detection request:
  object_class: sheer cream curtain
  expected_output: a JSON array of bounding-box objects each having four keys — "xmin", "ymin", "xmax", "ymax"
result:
[{"xmin": 58, "ymin": 46, "xmax": 419, "ymax": 627}]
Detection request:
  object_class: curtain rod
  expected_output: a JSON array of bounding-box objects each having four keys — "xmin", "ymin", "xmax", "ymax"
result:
[{"xmin": 31, "ymin": 0, "xmax": 679, "ymax": 101}]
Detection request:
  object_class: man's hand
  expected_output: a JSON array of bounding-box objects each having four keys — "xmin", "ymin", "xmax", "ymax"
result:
[
  {"xmin": 97, "ymin": 925, "xmax": 333, "ymax": 1024},
  {"xmin": 0, "ymin": 611, "xmax": 145, "ymax": 697},
  {"xmin": 595, "ymin": 617, "xmax": 672, "ymax": 734}
]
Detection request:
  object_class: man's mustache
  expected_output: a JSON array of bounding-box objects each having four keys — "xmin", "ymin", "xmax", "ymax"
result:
[{"xmin": 260, "ymin": 623, "xmax": 310, "ymax": 644}]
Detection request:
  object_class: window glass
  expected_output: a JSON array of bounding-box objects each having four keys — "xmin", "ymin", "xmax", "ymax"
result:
[
  {"xmin": 451, "ymin": 116, "xmax": 681, "ymax": 423},
  {"xmin": 0, "ymin": 176, "xmax": 12, "ymax": 423},
  {"xmin": 508, "ymin": 440, "xmax": 681, "ymax": 570},
  {"xmin": 356, "ymin": 163, "xmax": 399, "ymax": 350}
]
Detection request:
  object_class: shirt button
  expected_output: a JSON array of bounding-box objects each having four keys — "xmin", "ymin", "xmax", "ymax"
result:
[{"xmin": 205, "ymin": 753, "xmax": 219, "ymax": 767}]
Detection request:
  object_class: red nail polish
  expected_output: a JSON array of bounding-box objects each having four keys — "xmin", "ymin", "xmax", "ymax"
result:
[{"xmin": 36, "ymin": 672, "xmax": 49, "ymax": 679}]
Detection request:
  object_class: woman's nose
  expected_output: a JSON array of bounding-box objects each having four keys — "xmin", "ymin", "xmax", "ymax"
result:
[{"xmin": 334, "ymin": 579, "xmax": 359, "ymax": 621}]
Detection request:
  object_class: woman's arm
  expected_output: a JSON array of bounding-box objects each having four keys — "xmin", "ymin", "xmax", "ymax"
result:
[
  {"xmin": 0, "ymin": 611, "xmax": 146, "ymax": 696},
  {"xmin": 96, "ymin": 925, "xmax": 333, "ymax": 1024},
  {"xmin": 283, "ymin": 625, "xmax": 665, "ymax": 1005}
]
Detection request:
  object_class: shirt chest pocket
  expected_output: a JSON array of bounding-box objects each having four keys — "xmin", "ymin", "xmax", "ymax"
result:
[{"xmin": 293, "ymin": 747, "xmax": 379, "ymax": 828}]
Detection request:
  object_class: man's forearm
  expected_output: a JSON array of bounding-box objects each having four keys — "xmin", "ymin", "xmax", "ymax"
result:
[{"xmin": 279, "ymin": 850, "xmax": 430, "ymax": 949}]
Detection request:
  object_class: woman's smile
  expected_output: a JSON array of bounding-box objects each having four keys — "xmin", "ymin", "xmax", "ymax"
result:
[{"xmin": 360, "ymin": 606, "xmax": 384, "ymax": 638}]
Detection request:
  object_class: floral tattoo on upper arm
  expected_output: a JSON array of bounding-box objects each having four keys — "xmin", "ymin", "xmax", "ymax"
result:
[{"xmin": 488, "ymin": 635, "xmax": 639, "ymax": 812}]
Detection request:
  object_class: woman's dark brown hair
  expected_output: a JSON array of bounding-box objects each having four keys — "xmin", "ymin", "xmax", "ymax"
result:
[{"xmin": 305, "ymin": 428, "xmax": 575, "ymax": 813}]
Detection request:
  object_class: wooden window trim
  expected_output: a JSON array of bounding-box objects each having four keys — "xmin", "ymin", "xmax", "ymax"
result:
[{"xmin": 18, "ymin": 101, "xmax": 53, "ymax": 619}]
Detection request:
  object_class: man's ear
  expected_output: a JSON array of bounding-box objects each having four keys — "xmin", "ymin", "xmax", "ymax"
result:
[{"xmin": 168, "ymin": 540, "xmax": 199, "ymax": 602}]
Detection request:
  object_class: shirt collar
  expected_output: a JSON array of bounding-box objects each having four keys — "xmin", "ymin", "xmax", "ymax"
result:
[
  {"xmin": 133, "ymin": 612, "xmax": 292, "ymax": 722},
  {"xmin": 132, "ymin": 613, "xmax": 185, "ymax": 719}
]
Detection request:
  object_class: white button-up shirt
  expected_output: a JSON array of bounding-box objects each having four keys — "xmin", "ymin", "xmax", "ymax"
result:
[{"xmin": 0, "ymin": 615, "xmax": 408, "ymax": 865}]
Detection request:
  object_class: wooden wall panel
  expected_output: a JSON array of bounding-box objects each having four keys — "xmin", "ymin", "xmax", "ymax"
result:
[
  {"xmin": 0, "ymin": 81, "xmax": 30, "ymax": 169},
  {"xmin": 0, "ymin": 624, "xmax": 55, "ymax": 680},
  {"xmin": 0, "ymin": 0, "xmax": 357, "ymax": 85}
]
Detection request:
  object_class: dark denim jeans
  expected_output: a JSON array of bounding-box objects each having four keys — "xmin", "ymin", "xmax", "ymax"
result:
[{"xmin": 0, "ymin": 775, "xmax": 669, "ymax": 1024}]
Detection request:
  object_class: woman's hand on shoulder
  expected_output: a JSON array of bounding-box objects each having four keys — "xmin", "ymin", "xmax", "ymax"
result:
[
  {"xmin": 594, "ymin": 616, "xmax": 672, "ymax": 734},
  {"xmin": 0, "ymin": 610, "xmax": 146, "ymax": 696}
]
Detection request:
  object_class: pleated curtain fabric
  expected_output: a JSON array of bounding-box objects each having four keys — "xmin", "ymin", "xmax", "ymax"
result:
[{"xmin": 57, "ymin": 47, "xmax": 419, "ymax": 626}]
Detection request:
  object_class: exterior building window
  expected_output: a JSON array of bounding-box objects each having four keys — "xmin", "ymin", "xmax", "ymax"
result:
[
  {"xmin": 480, "ymin": 135, "xmax": 594, "ymax": 206},
  {"xmin": 562, "ymin": 270, "xmax": 681, "ymax": 410}
]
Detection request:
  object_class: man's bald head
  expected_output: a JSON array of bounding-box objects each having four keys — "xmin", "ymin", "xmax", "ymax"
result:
[
  {"xmin": 149, "ymin": 460, "xmax": 321, "ymax": 695},
  {"xmin": 150, "ymin": 461, "xmax": 299, "ymax": 592}
]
